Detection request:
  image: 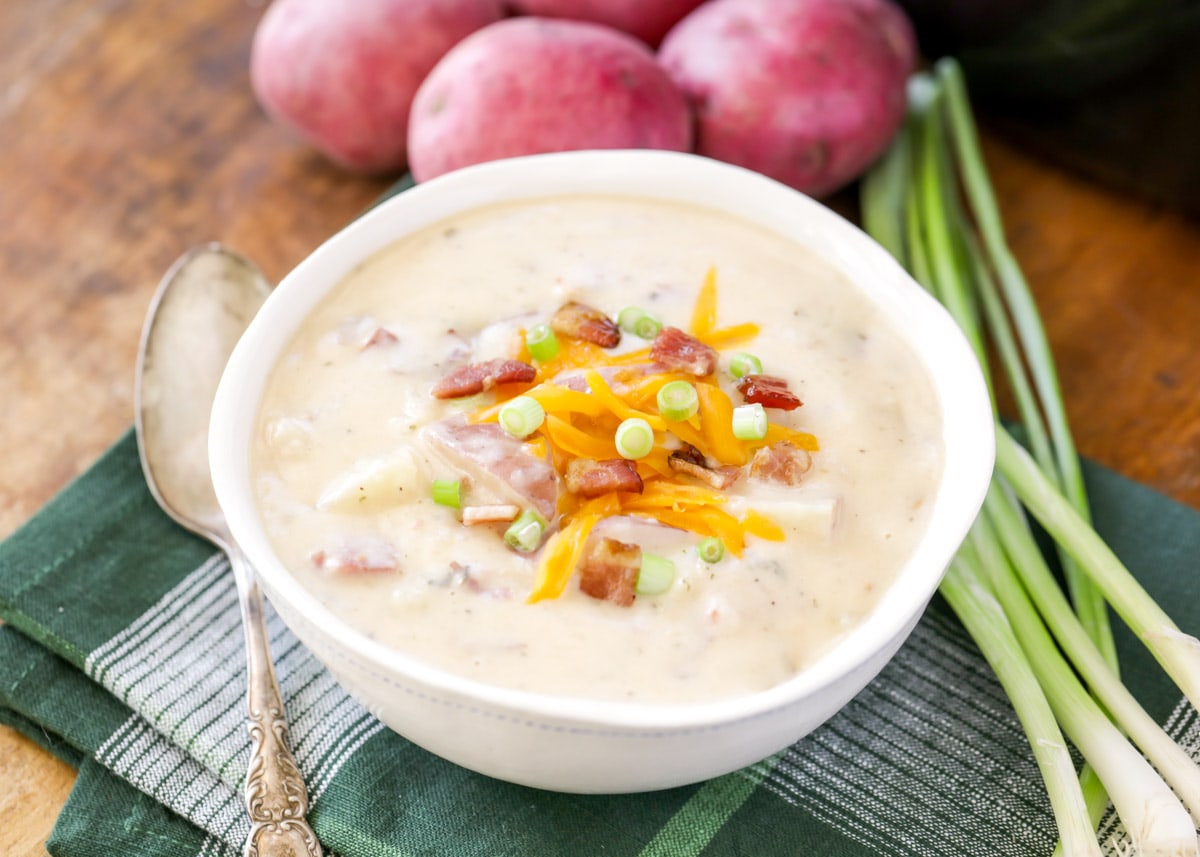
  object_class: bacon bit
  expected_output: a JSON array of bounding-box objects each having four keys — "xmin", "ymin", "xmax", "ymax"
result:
[
  {"xmin": 431, "ymin": 358, "xmax": 536, "ymax": 399},
  {"xmin": 749, "ymin": 441, "xmax": 813, "ymax": 486},
  {"xmin": 668, "ymin": 444, "xmax": 741, "ymax": 490},
  {"xmin": 650, "ymin": 327, "xmax": 718, "ymax": 376},
  {"xmin": 670, "ymin": 442, "xmax": 706, "ymax": 468},
  {"xmin": 578, "ymin": 537, "xmax": 641, "ymax": 607},
  {"xmin": 361, "ymin": 327, "xmax": 398, "ymax": 349},
  {"xmin": 550, "ymin": 301, "xmax": 621, "ymax": 348},
  {"xmin": 737, "ymin": 374, "xmax": 802, "ymax": 411},
  {"xmin": 564, "ymin": 458, "xmax": 644, "ymax": 498},
  {"xmin": 461, "ymin": 504, "xmax": 521, "ymax": 525},
  {"xmin": 310, "ymin": 542, "xmax": 398, "ymax": 574}
]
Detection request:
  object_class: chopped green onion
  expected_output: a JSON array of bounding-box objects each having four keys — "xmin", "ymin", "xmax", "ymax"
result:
[
  {"xmin": 729, "ymin": 352, "xmax": 763, "ymax": 379},
  {"xmin": 617, "ymin": 306, "xmax": 662, "ymax": 340},
  {"xmin": 431, "ymin": 479, "xmax": 461, "ymax": 509},
  {"xmin": 525, "ymin": 324, "xmax": 559, "ymax": 362},
  {"xmin": 656, "ymin": 380, "xmax": 699, "ymax": 421},
  {"xmin": 498, "ymin": 395, "xmax": 545, "ymax": 438},
  {"xmin": 731, "ymin": 403, "xmax": 767, "ymax": 440},
  {"xmin": 615, "ymin": 417, "xmax": 654, "ymax": 460},
  {"xmin": 697, "ymin": 537, "xmax": 725, "ymax": 564},
  {"xmin": 636, "ymin": 553, "xmax": 675, "ymax": 595},
  {"xmin": 446, "ymin": 392, "xmax": 488, "ymax": 413},
  {"xmin": 504, "ymin": 509, "xmax": 547, "ymax": 553},
  {"xmin": 634, "ymin": 316, "xmax": 662, "ymax": 339}
]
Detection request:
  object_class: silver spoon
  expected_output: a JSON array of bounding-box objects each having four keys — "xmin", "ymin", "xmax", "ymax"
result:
[{"xmin": 134, "ymin": 244, "xmax": 323, "ymax": 857}]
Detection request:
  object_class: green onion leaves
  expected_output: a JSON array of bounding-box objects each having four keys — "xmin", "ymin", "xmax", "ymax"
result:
[
  {"xmin": 431, "ymin": 479, "xmax": 462, "ymax": 509},
  {"xmin": 697, "ymin": 537, "xmax": 725, "ymax": 564},
  {"xmin": 504, "ymin": 509, "xmax": 547, "ymax": 553},
  {"xmin": 525, "ymin": 324, "xmax": 560, "ymax": 362},
  {"xmin": 615, "ymin": 417, "xmax": 654, "ymax": 460},
  {"xmin": 499, "ymin": 395, "xmax": 545, "ymax": 439},
  {"xmin": 656, "ymin": 380, "xmax": 698, "ymax": 422},
  {"xmin": 731, "ymin": 403, "xmax": 767, "ymax": 440},
  {"xmin": 729, "ymin": 352, "xmax": 763, "ymax": 379},
  {"xmin": 617, "ymin": 306, "xmax": 662, "ymax": 340},
  {"xmin": 636, "ymin": 553, "xmax": 675, "ymax": 595}
]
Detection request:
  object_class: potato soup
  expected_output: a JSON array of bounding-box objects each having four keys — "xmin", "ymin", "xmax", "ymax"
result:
[{"xmin": 251, "ymin": 195, "xmax": 944, "ymax": 704}]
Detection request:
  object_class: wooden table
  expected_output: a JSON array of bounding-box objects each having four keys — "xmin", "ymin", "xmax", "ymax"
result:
[{"xmin": 2, "ymin": 2, "xmax": 1197, "ymax": 854}]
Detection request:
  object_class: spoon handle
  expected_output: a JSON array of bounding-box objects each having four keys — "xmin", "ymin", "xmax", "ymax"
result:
[{"xmin": 229, "ymin": 543, "xmax": 324, "ymax": 857}]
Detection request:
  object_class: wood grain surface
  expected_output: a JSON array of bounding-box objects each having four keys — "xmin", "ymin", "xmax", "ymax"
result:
[{"xmin": 1, "ymin": 2, "xmax": 1197, "ymax": 855}]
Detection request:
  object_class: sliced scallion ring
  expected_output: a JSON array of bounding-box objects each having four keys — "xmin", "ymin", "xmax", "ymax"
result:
[
  {"xmin": 697, "ymin": 537, "xmax": 725, "ymax": 564},
  {"xmin": 431, "ymin": 479, "xmax": 462, "ymax": 509},
  {"xmin": 617, "ymin": 306, "xmax": 663, "ymax": 340},
  {"xmin": 656, "ymin": 380, "xmax": 699, "ymax": 421},
  {"xmin": 504, "ymin": 509, "xmax": 547, "ymax": 553},
  {"xmin": 729, "ymin": 352, "xmax": 763, "ymax": 379},
  {"xmin": 525, "ymin": 324, "xmax": 559, "ymax": 362},
  {"xmin": 636, "ymin": 552, "xmax": 676, "ymax": 595},
  {"xmin": 615, "ymin": 417, "xmax": 654, "ymax": 460},
  {"xmin": 498, "ymin": 395, "xmax": 545, "ymax": 438},
  {"xmin": 731, "ymin": 403, "xmax": 768, "ymax": 440}
]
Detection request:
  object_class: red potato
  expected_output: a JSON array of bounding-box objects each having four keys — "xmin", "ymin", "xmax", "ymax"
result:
[
  {"xmin": 659, "ymin": 0, "xmax": 917, "ymax": 197},
  {"xmin": 506, "ymin": 0, "xmax": 709, "ymax": 46},
  {"xmin": 408, "ymin": 18, "xmax": 692, "ymax": 183},
  {"xmin": 250, "ymin": 0, "xmax": 504, "ymax": 173}
]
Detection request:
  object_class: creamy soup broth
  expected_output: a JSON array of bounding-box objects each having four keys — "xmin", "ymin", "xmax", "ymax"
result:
[{"xmin": 252, "ymin": 195, "xmax": 944, "ymax": 704}]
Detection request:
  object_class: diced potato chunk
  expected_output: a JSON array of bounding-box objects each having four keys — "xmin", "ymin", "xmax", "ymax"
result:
[
  {"xmin": 472, "ymin": 315, "xmax": 530, "ymax": 362},
  {"xmin": 316, "ymin": 447, "xmax": 424, "ymax": 512},
  {"xmin": 750, "ymin": 496, "xmax": 840, "ymax": 540},
  {"xmin": 265, "ymin": 416, "xmax": 315, "ymax": 458}
]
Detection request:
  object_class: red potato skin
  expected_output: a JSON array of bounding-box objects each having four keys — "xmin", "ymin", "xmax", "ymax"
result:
[
  {"xmin": 506, "ymin": 0, "xmax": 709, "ymax": 46},
  {"xmin": 408, "ymin": 18, "xmax": 692, "ymax": 182},
  {"xmin": 250, "ymin": 0, "xmax": 504, "ymax": 173},
  {"xmin": 659, "ymin": 0, "xmax": 917, "ymax": 197}
]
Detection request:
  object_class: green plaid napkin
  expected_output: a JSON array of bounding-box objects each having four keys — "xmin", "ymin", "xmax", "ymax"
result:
[{"xmin": 2, "ymin": 429, "xmax": 1198, "ymax": 856}]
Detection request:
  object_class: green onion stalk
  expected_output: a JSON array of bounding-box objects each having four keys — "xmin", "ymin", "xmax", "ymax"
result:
[
  {"xmin": 939, "ymin": 64, "xmax": 1112, "ymax": 669},
  {"xmin": 616, "ymin": 417, "xmax": 655, "ymax": 460},
  {"xmin": 618, "ymin": 306, "xmax": 662, "ymax": 340},
  {"xmin": 939, "ymin": 550, "xmax": 1102, "ymax": 857},
  {"xmin": 657, "ymin": 380, "xmax": 699, "ymax": 422},
  {"xmin": 636, "ymin": 553, "xmax": 675, "ymax": 596},
  {"xmin": 861, "ymin": 58, "xmax": 1200, "ymax": 856},
  {"xmin": 525, "ymin": 324, "xmax": 560, "ymax": 363}
]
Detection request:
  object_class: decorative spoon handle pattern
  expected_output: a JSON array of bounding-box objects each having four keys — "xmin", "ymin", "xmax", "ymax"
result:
[{"xmin": 234, "ymin": 544, "xmax": 323, "ymax": 857}]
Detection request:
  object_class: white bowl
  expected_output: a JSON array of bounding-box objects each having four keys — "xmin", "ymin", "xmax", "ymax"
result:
[{"xmin": 210, "ymin": 150, "xmax": 994, "ymax": 794}]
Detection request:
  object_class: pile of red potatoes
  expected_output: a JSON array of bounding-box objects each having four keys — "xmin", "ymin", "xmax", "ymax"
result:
[{"xmin": 251, "ymin": 0, "xmax": 917, "ymax": 197}]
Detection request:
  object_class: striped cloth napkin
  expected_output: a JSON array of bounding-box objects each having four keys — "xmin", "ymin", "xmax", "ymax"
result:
[{"xmin": 2, "ymin": 427, "xmax": 1198, "ymax": 856}]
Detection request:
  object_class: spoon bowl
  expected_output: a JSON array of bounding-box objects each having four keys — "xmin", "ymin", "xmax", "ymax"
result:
[
  {"xmin": 134, "ymin": 243, "xmax": 323, "ymax": 857},
  {"xmin": 137, "ymin": 245, "xmax": 269, "ymax": 540}
]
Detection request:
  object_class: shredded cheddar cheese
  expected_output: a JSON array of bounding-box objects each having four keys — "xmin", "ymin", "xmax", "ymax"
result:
[
  {"xmin": 690, "ymin": 266, "xmax": 719, "ymax": 336},
  {"xmin": 582, "ymin": 370, "xmax": 668, "ymax": 432},
  {"xmin": 696, "ymin": 322, "xmax": 761, "ymax": 350},
  {"xmin": 542, "ymin": 414, "xmax": 619, "ymax": 461},
  {"xmin": 740, "ymin": 509, "xmax": 786, "ymax": 542}
]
